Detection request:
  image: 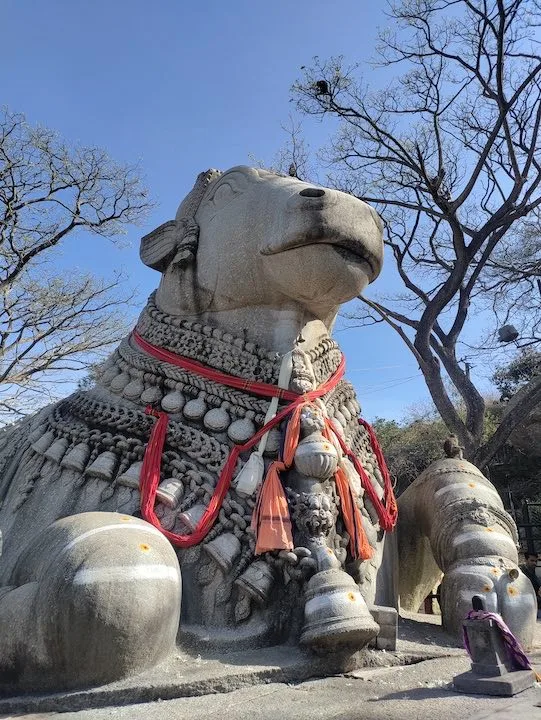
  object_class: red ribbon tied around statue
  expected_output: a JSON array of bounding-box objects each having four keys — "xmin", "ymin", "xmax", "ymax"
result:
[{"xmin": 132, "ymin": 329, "xmax": 398, "ymax": 553}]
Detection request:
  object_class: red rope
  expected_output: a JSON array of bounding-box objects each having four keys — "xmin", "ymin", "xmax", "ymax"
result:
[
  {"xmin": 134, "ymin": 330, "xmax": 397, "ymax": 546},
  {"xmin": 133, "ymin": 330, "xmax": 301, "ymax": 401},
  {"xmin": 333, "ymin": 421, "xmax": 398, "ymax": 532},
  {"xmin": 140, "ymin": 396, "xmax": 307, "ymax": 547}
]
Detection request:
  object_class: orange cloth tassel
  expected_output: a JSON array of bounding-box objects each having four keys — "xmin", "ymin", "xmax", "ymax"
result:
[
  {"xmin": 251, "ymin": 404, "xmax": 304, "ymax": 554},
  {"xmin": 251, "ymin": 460, "xmax": 293, "ymax": 554},
  {"xmin": 323, "ymin": 422, "xmax": 372, "ymax": 560},
  {"xmin": 334, "ymin": 466, "xmax": 373, "ymax": 560}
]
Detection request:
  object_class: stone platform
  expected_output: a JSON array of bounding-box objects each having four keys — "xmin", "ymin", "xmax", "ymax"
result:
[
  {"xmin": 1, "ymin": 613, "xmax": 540, "ymax": 719},
  {"xmin": 0, "ymin": 641, "xmax": 437, "ymax": 715},
  {"xmin": 453, "ymin": 668, "xmax": 535, "ymax": 696}
]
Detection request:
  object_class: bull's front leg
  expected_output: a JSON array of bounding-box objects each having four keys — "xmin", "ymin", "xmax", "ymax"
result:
[
  {"xmin": 0, "ymin": 512, "xmax": 181, "ymax": 693},
  {"xmin": 398, "ymin": 457, "xmax": 536, "ymax": 648}
]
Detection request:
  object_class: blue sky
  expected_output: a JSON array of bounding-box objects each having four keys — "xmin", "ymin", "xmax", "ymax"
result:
[{"xmin": 1, "ymin": 0, "xmax": 466, "ymax": 421}]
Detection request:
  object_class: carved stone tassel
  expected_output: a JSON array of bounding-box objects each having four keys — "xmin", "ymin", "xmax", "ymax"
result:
[
  {"xmin": 61, "ymin": 443, "xmax": 91, "ymax": 473},
  {"xmin": 85, "ymin": 451, "xmax": 117, "ymax": 481}
]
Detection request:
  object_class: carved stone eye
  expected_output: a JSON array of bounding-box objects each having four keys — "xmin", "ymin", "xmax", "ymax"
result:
[
  {"xmin": 207, "ymin": 170, "xmax": 250, "ymax": 209},
  {"xmin": 212, "ymin": 182, "xmax": 235, "ymax": 207}
]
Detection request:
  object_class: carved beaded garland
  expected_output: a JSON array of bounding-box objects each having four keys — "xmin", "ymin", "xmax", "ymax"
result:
[{"xmin": 8, "ymin": 296, "xmax": 387, "ymax": 626}]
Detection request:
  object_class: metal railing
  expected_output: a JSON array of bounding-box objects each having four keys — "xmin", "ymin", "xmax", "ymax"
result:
[{"xmin": 504, "ymin": 498, "xmax": 541, "ymax": 554}]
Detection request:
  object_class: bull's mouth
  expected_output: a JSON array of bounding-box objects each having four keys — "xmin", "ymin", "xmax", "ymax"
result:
[
  {"xmin": 263, "ymin": 237, "xmax": 376, "ymax": 275},
  {"xmin": 330, "ymin": 241, "xmax": 369, "ymax": 265}
]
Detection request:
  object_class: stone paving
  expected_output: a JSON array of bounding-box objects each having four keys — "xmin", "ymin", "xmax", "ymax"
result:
[{"xmin": 1, "ymin": 613, "xmax": 540, "ymax": 720}]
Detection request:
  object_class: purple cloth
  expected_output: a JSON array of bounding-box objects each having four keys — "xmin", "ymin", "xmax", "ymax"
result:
[{"xmin": 463, "ymin": 610, "xmax": 532, "ymax": 672}]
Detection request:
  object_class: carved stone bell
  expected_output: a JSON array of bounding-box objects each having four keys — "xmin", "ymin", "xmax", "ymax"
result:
[
  {"xmin": 294, "ymin": 537, "xmax": 378, "ymax": 650},
  {"xmin": 31, "ymin": 430, "xmax": 55, "ymax": 455},
  {"xmin": 234, "ymin": 560, "xmax": 275, "ymax": 605},
  {"xmin": 156, "ymin": 478, "xmax": 184, "ymax": 508},
  {"xmin": 85, "ymin": 451, "xmax": 117, "ymax": 481},
  {"xmin": 28, "ymin": 423, "xmax": 48, "ymax": 444},
  {"xmin": 116, "ymin": 461, "xmax": 143, "ymax": 489},
  {"xmin": 300, "ymin": 566, "xmax": 379, "ymax": 650},
  {"xmin": 203, "ymin": 532, "xmax": 241, "ymax": 573},
  {"xmin": 44, "ymin": 437, "xmax": 69, "ymax": 463},
  {"xmin": 177, "ymin": 503, "xmax": 206, "ymax": 532}
]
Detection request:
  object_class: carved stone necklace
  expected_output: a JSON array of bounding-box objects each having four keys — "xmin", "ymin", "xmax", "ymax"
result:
[
  {"xmin": 21, "ymin": 298, "xmax": 387, "ymax": 542},
  {"xmin": 95, "ymin": 292, "xmax": 344, "ymax": 433}
]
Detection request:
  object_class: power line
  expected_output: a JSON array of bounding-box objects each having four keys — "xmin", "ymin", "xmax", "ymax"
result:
[
  {"xmin": 355, "ymin": 374, "xmax": 423, "ymax": 396},
  {"xmin": 348, "ymin": 364, "xmax": 413, "ymax": 372}
]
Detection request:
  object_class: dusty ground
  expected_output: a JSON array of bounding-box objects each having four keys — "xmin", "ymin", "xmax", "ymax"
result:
[{"xmin": 2, "ymin": 613, "xmax": 540, "ymax": 720}]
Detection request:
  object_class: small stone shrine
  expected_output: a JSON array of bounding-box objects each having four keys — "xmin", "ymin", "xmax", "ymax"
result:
[{"xmin": 454, "ymin": 595, "xmax": 536, "ymax": 695}]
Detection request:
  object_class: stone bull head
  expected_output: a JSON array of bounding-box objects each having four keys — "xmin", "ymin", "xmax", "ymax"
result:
[{"xmin": 140, "ymin": 167, "xmax": 384, "ymax": 343}]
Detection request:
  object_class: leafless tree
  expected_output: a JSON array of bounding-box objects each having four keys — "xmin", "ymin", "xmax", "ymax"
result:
[
  {"xmin": 481, "ymin": 213, "xmax": 541, "ymax": 343},
  {"xmin": 250, "ymin": 115, "xmax": 316, "ymax": 181},
  {"xmin": 0, "ymin": 109, "xmax": 152, "ymax": 421},
  {"xmin": 272, "ymin": 116, "xmax": 315, "ymax": 181},
  {"xmin": 292, "ymin": 0, "xmax": 541, "ymax": 469}
]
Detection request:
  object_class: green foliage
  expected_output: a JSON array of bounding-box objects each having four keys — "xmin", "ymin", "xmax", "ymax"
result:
[
  {"xmin": 374, "ymin": 402, "xmax": 533, "ymax": 499},
  {"xmin": 489, "ymin": 449, "xmax": 540, "ymax": 504},
  {"xmin": 373, "ymin": 414, "xmax": 449, "ymax": 495},
  {"xmin": 492, "ymin": 350, "xmax": 541, "ymax": 401}
]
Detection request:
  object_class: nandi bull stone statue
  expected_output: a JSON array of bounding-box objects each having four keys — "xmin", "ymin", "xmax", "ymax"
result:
[{"xmin": 0, "ymin": 166, "xmax": 536, "ymax": 695}]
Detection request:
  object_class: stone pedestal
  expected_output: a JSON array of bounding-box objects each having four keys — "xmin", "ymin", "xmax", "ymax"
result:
[
  {"xmin": 453, "ymin": 668, "xmax": 534, "ymax": 696},
  {"xmin": 368, "ymin": 605, "xmax": 398, "ymax": 651}
]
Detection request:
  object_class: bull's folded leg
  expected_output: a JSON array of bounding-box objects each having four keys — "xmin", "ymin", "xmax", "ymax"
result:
[
  {"xmin": 398, "ymin": 458, "xmax": 536, "ymax": 648},
  {"xmin": 0, "ymin": 512, "xmax": 182, "ymax": 693}
]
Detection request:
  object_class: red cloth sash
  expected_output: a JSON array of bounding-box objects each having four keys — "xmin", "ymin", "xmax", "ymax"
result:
[{"xmin": 133, "ymin": 330, "xmax": 397, "ymax": 554}]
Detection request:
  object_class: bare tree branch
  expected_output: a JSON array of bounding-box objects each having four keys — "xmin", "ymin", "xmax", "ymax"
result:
[
  {"xmin": 0, "ymin": 108, "xmax": 153, "ymax": 422},
  {"xmin": 291, "ymin": 0, "xmax": 541, "ymax": 466}
]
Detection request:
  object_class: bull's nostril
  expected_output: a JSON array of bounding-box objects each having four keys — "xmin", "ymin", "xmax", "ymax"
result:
[{"xmin": 299, "ymin": 188, "xmax": 325, "ymax": 198}]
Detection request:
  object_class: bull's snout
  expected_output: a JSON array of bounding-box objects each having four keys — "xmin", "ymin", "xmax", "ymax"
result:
[
  {"xmin": 286, "ymin": 186, "xmax": 337, "ymax": 214},
  {"xmin": 267, "ymin": 183, "xmax": 383, "ymax": 282}
]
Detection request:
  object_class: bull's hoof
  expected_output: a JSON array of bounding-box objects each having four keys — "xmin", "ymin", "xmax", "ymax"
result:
[
  {"xmin": 0, "ymin": 512, "xmax": 181, "ymax": 693},
  {"xmin": 300, "ymin": 568, "xmax": 379, "ymax": 651}
]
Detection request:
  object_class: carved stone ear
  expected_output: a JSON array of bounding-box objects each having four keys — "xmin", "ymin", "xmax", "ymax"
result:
[{"xmin": 140, "ymin": 220, "xmax": 181, "ymax": 271}]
